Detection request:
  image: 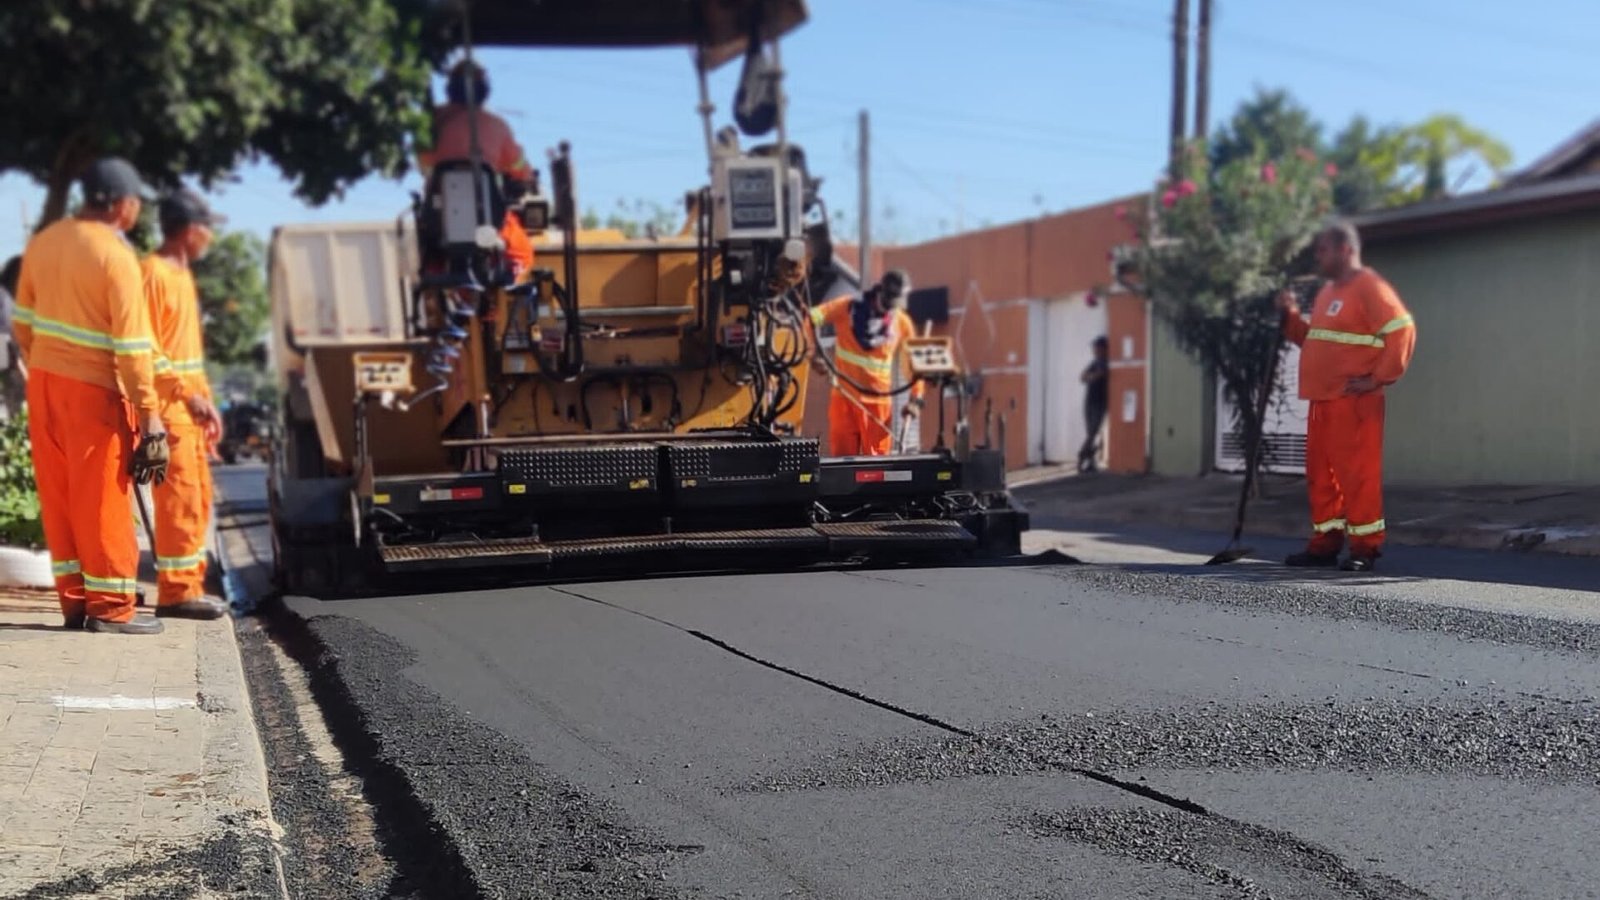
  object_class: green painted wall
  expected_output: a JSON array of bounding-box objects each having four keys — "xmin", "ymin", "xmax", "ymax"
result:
[
  {"xmin": 1366, "ymin": 209, "xmax": 1600, "ymax": 485},
  {"xmin": 1150, "ymin": 314, "xmax": 1214, "ymax": 476}
]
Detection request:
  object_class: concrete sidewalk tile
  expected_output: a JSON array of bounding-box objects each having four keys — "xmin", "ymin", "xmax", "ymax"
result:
[
  {"xmin": 0, "ymin": 765, "xmax": 34, "ymax": 808},
  {"xmin": 0, "ymin": 845, "xmax": 64, "ymax": 887},
  {"xmin": 58, "ymin": 842, "xmax": 135, "ymax": 879},
  {"xmin": 0, "ymin": 744, "xmax": 45, "ymax": 771},
  {"xmin": 104, "ymin": 713, "xmax": 158, "ymax": 741},
  {"xmin": 49, "ymin": 713, "xmax": 111, "ymax": 752},
  {"xmin": 76, "ymin": 799, "xmax": 143, "ymax": 828},
  {"xmin": 2, "ymin": 554, "xmax": 282, "ymax": 895}
]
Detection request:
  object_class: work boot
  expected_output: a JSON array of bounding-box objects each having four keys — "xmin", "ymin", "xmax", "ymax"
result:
[
  {"xmin": 87, "ymin": 615, "xmax": 165, "ymax": 635},
  {"xmin": 1284, "ymin": 550, "xmax": 1339, "ymax": 568},
  {"xmin": 155, "ymin": 597, "xmax": 228, "ymax": 620},
  {"xmin": 62, "ymin": 613, "xmax": 86, "ymax": 630},
  {"xmin": 1340, "ymin": 555, "xmax": 1377, "ymax": 573}
]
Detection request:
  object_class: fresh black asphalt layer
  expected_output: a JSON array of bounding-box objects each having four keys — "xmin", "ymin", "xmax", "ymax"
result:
[{"xmin": 222, "ymin": 452, "xmax": 1600, "ymax": 899}]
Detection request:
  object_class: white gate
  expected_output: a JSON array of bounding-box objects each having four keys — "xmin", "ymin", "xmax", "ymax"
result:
[
  {"xmin": 1036, "ymin": 294, "xmax": 1108, "ymax": 466},
  {"xmin": 1214, "ymin": 342, "xmax": 1309, "ymax": 474}
]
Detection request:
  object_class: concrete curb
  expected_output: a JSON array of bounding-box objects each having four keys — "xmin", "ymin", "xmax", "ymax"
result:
[
  {"xmin": 1013, "ymin": 477, "xmax": 1600, "ymax": 559},
  {"xmin": 209, "ymin": 506, "xmax": 293, "ymax": 900}
]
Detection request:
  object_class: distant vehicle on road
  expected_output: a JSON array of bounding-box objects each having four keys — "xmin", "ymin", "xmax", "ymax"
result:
[{"xmin": 218, "ymin": 401, "xmax": 271, "ymax": 465}]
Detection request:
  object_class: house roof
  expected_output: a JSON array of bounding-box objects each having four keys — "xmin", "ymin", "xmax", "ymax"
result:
[
  {"xmin": 1504, "ymin": 118, "xmax": 1600, "ymax": 186},
  {"xmin": 1350, "ymin": 171, "xmax": 1600, "ymax": 241}
]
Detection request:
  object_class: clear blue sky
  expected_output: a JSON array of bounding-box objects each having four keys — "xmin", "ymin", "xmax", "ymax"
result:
[{"xmin": 1, "ymin": 0, "xmax": 1594, "ymax": 254}]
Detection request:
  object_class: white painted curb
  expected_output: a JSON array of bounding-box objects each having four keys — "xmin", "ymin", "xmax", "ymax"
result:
[{"xmin": 0, "ymin": 543, "xmax": 52, "ymax": 588}]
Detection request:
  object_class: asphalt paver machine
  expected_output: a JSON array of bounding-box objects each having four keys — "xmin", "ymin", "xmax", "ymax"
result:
[{"xmin": 266, "ymin": 0, "xmax": 1029, "ymax": 594}]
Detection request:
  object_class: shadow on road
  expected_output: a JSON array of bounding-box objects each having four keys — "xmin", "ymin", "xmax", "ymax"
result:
[{"xmin": 1037, "ymin": 517, "xmax": 1600, "ymax": 597}]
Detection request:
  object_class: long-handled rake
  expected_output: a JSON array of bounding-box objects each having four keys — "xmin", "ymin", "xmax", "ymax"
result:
[{"xmin": 1205, "ymin": 314, "xmax": 1286, "ymax": 566}]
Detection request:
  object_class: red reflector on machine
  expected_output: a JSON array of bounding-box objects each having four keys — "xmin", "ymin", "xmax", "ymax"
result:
[
  {"xmin": 420, "ymin": 486, "xmax": 485, "ymax": 502},
  {"xmin": 854, "ymin": 470, "xmax": 913, "ymax": 483}
]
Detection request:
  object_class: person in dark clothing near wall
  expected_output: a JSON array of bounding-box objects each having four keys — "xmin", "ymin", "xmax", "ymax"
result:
[{"xmin": 1078, "ymin": 336, "xmax": 1110, "ymax": 473}]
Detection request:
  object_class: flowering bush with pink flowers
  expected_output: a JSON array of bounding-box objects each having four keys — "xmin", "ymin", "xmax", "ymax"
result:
[{"xmin": 1117, "ymin": 141, "xmax": 1335, "ymax": 483}]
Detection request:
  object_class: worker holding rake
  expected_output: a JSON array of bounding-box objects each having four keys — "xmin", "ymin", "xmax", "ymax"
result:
[{"xmin": 1277, "ymin": 219, "xmax": 1417, "ymax": 573}]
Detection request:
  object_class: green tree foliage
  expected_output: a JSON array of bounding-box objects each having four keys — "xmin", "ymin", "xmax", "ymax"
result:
[
  {"xmin": 193, "ymin": 232, "xmax": 271, "ymax": 368},
  {"xmin": 580, "ymin": 198, "xmax": 685, "ymax": 239},
  {"xmin": 1120, "ymin": 142, "xmax": 1334, "ymax": 480},
  {"xmin": 0, "ymin": 0, "xmax": 437, "ymax": 228},
  {"xmin": 1210, "ymin": 89, "xmax": 1513, "ymax": 214},
  {"xmin": 0, "ymin": 409, "xmax": 43, "ymax": 548},
  {"xmin": 1209, "ymin": 88, "xmax": 1323, "ymax": 173}
]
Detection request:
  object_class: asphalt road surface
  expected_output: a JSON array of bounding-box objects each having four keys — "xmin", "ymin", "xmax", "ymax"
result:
[{"xmin": 222, "ymin": 465, "xmax": 1600, "ymax": 899}]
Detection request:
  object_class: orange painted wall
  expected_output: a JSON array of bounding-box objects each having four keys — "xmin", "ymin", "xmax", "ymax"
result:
[{"xmin": 799, "ymin": 195, "xmax": 1149, "ymax": 471}]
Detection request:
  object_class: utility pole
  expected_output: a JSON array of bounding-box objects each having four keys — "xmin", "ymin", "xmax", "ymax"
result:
[
  {"xmin": 858, "ymin": 109, "xmax": 872, "ymax": 288},
  {"xmin": 1194, "ymin": 0, "xmax": 1211, "ymax": 140},
  {"xmin": 1169, "ymin": 0, "xmax": 1190, "ymax": 178}
]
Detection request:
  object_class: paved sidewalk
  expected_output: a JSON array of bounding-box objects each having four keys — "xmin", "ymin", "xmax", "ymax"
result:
[
  {"xmin": 0, "ymin": 580, "xmax": 282, "ymax": 897},
  {"xmin": 1017, "ymin": 471, "xmax": 1600, "ymax": 558}
]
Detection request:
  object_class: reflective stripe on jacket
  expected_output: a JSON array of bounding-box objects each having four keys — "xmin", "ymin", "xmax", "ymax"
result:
[
  {"xmin": 142, "ymin": 254, "xmax": 212, "ymax": 423},
  {"xmin": 13, "ymin": 219, "xmax": 159, "ymax": 415},
  {"xmin": 1284, "ymin": 269, "xmax": 1416, "ymax": 402},
  {"xmin": 810, "ymin": 296, "xmax": 925, "ymax": 407}
]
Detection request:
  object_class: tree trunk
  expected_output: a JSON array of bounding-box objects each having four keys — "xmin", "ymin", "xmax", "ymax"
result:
[
  {"xmin": 38, "ymin": 131, "xmax": 96, "ymax": 232},
  {"xmin": 39, "ymin": 173, "xmax": 72, "ymax": 232}
]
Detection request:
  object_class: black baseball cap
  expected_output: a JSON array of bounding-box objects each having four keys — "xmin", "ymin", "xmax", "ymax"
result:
[
  {"xmin": 159, "ymin": 188, "xmax": 227, "ymax": 229},
  {"xmin": 80, "ymin": 157, "xmax": 155, "ymax": 207}
]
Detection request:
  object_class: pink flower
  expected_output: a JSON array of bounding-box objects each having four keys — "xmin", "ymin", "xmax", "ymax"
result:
[
  {"xmin": 1295, "ymin": 147, "xmax": 1317, "ymax": 162},
  {"xmin": 1176, "ymin": 179, "xmax": 1198, "ymax": 197},
  {"xmin": 1161, "ymin": 190, "xmax": 1178, "ymax": 208},
  {"xmin": 1261, "ymin": 162, "xmax": 1278, "ymax": 184},
  {"xmin": 1324, "ymin": 162, "xmax": 1339, "ymax": 177},
  {"xmin": 1114, "ymin": 204, "xmax": 1128, "ymax": 220}
]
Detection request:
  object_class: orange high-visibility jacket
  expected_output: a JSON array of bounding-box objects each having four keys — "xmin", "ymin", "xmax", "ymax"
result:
[
  {"xmin": 12, "ymin": 219, "xmax": 160, "ymax": 416},
  {"xmin": 810, "ymin": 296, "xmax": 925, "ymax": 407},
  {"xmin": 1284, "ymin": 269, "xmax": 1417, "ymax": 401},
  {"xmin": 141, "ymin": 254, "xmax": 212, "ymax": 423}
]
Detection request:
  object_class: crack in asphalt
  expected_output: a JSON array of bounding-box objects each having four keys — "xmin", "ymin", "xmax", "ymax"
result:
[
  {"xmin": 552, "ymin": 587, "xmax": 1218, "ymax": 820},
  {"xmin": 747, "ymin": 696, "xmax": 1600, "ymax": 795},
  {"xmin": 550, "ymin": 586, "xmax": 981, "ymax": 739}
]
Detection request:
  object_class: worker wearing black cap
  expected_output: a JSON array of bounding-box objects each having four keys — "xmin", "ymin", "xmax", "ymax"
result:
[
  {"xmin": 10, "ymin": 157, "xmax": 170, "ymax": 634},
  {"xmin": 141, "ymin": 188, "xmax": 226, "ymax": 620}
]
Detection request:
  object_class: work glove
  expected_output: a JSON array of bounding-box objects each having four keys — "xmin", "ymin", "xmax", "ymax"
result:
[{"xmin": 130, "ymin": 432, "xmax": 170, "ymax": 487}]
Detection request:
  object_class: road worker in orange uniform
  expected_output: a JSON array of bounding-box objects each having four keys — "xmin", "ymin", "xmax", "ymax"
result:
[
  {"xmin": 11, "ymin": 158, "xmax": 171, "ymax": 634},
  {"xmin": 142, "ymin": 189, "xmax": 227, "ymax": 620},
  {"xmin": 810, "ymin": 269, "xmax": 925, "ymax": 456},
  {"xmin": 1278, "ymin": 220, "xmax": 1417, "ymax": 572},
  {"xmin": 417, "ymin": 59, "xmax": 535, "ymax": 278}
]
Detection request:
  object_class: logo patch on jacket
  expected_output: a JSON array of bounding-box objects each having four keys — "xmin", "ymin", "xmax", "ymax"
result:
[{"xmin": 1326, "ymin": 299, "xmax": 1344, "ymax": 316}]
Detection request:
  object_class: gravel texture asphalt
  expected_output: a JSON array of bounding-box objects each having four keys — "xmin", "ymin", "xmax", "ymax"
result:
[{"xmin": 221, "ymin": 466, "xmax": 1600, "ymax": 899}]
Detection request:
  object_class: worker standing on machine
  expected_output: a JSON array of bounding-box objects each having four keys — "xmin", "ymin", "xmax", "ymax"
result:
[
  {"xmin": 10, "ymin": 157, "xmax": 169, "ymax": 634},
  {"xmin": 1276, "ymin": 219, "xmax": 1417, "ymax": 573},
  {"xmin": 810, "ymin": 269, "xmax": 925, "ymax": 456},
  {"xmin": 142, "ymin": 189, "xmax": 226, "ymax": 620},
  {"xmin": 417, "ymin": 59, "xmax": 536, "ymax": 279}
]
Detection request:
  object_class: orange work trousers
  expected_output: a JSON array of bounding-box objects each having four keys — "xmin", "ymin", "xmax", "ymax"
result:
[
  {"xmin": 828, "ymin": 391, "xmax": 893, "ymax": 457},
  {"xmin": 26, "ymin": 371, "xmax": 139, "ymax": 623},
  {"xmin": 1304, "ymin": 392, "xmax": 1387, "ymax": 558},
  {"xmin": 152, "ymin": 420, "xmax": 213, "ymax": 605}
]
